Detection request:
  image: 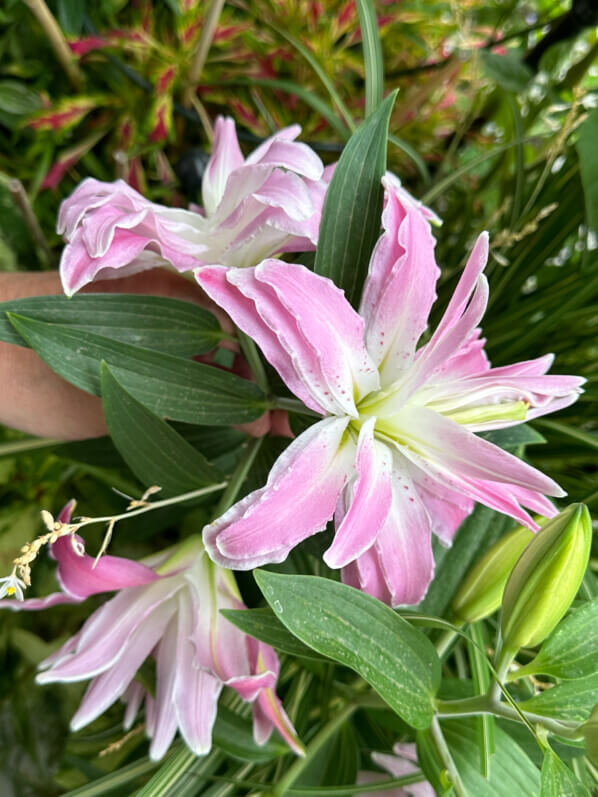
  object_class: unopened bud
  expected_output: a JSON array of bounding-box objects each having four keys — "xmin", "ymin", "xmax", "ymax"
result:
[
  {"xmin": 501, "ymin": 504, "xmax": 592, "ymax": 653},
  {"xmin": 452, "ymin": 524, "xmax": 534, "ymax": 624}
]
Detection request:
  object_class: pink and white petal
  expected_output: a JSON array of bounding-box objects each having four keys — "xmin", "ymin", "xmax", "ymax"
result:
[
  {"xmin": 196, "ymin": 265, "xmax": 327, "ymax": 414},
  {"xmin": 384, "ymin": 171, "xmax": 441, "ymax": 226},
  {"xmin": 253, "ymin": 170, "xmax": 315, "ymax": 220},
  {"xmin": 325, "ymin": 420, "xmax": 393, "ymax": 569},
  {"xmin": 39, "ymin": 631, "xmax": 80, "ymax": 670},
  {"xmin": 38, "ymin": 578, "xmax": 182, "ymax": 682},
  {"xmin": 398, "ymin": 406, "xmax": 564, "ymax": 496},
  {"xmin": 430, "ymin": 329, "xmax": 489, "ymax": 383},
  {"xmin": 254, "ymin": 688, "xmax": 305, "ymax": 755},
  {"xmin": 204, "ymin": 417, "xmax": 354, "ymax": 570},
  {"xmin": 361, "ymin": 203, "xmax": 440, "ymax": 384},
  {"xmin": 69, "ymin": 599, "xmax": 175, "ymax": 730},
  {"xmin": 174, "ymin": 593, "xmax": 223, "ymax": 756},
  {"xmin": 60, "ymin": 227, "xmax": 163, "ymax": 295},
  {"xmin": 202, "ymin": 117, "xmax": 244, "ymax": 216},
  {"xmin": 247, "ymin": 136, "xmax": 323, "ymax": 180},
  {"xmin": 150, "ymin": 619, "xmax": 180, "ymax": 760},
  {"xmin": 0, "ymin": 591, "xmax": 81, "ymax": 611},
  {"xmin": 397, "ymin": 444, "xmax": 540, "ymax": 530},
  {"xmin": 122, "ymin": 681, "xmax": 145, "ymax": 730},
  {"xmin": 372, "ymin": 465, "xmax": 434, "ymax": 607},
  {"xmin": 255, "ymin": 261, "xmax": 380, "ymax": 409},
  {"xmin": 431, "ymin": 232, "xmax": 489, "ymax": 341},
  {"xmin": 53, "ymin": 534, "xmax": 159, "ymax": 600},
  {"xmin": 413, "ymin": 481, "xmax": 473, "ymax": 545},
  {"xmin": 245, "ymin": 126, "xmax": 300, "ymax": 167},
  {"xmin": 343, "ymin": 547, "xmax": 393, "ymax": 604},
  {"xmin": 405, "ymin": 276, "xmax": 490, "ymax": 403}
]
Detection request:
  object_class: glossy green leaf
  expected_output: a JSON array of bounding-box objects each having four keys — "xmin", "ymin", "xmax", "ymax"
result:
[
  {"xmin": 356, "ymin": 0, "xmax": 384, "ymax": 117},
  {"xmin": 314, "ymin": 92, "xmax": 396, "ymax": 307},
  {"xmin": 519, "ymin": 673, "xmax": 598, "ymax": 722},
  {"xmin": 515, "ymin": 598, "xmax": 598, "ymax": 680},
  {"xmin": 576, "ymin": 107, "xmax": 598, "ymax": 240},
  {"xmin": 213, "ymin": 705, "xmax": 287, "ymax": 762},
  {"xmin": 443, "ymin": 719, "xmax": 540, "ymax": 796},
  {"xmin": 0, "ymin": 294, "xmax": 224, "ymax": 356},
  {"xmin": 254, "ymin": 570, "xmax": 440, "ymax": 729},
  {"xmin": 220, "ymin": 607, "xmax": 326, "ymax": 661},
  {"xmin": 540, "ymin": 750, "xmax": 590, "ymax": 797},
  {"xmin": 100, "ymin": 363, "xmax": 222, "ymax": 495},
  {"xmin": 7, "ymin": 314, "xmax": 268, "ymax": 425}
]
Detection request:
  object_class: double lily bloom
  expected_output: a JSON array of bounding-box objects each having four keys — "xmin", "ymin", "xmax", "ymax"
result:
[
  {"xmin": 196, "ymin": 179, "xmax": 583, "ymax": 606},
  {"xmin": 58, "ymin": 116, "xmax": 330, "ymax": 295},
  {"xmin": 1, "ymin": 505, "xmax": 301, "ymax": 761}
]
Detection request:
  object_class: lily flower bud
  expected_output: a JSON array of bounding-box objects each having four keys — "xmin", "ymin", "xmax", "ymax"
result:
[
  {"xmin": 452, "ymin": 524, "xmax": 535, "ymax": 624},
  {"xmin": 501, "ymin": 504, "xmax": 592, "ymax": 653}
]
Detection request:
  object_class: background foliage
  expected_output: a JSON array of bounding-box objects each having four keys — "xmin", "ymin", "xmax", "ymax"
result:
[{"xmin": 1, "ymin": 0, "xmax": 598, "ymax": 794}]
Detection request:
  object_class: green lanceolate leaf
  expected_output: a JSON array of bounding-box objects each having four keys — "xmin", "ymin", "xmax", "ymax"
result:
[
  {"xmin": 576, "ymin": 107, "xmax": 598, "ymax": 241},
  {"xmin": 0, "ymin": 294, "xmax": 224, "ymax": 356},
  {"xmin": 540, "ymin": 749, "xmax": 590, "ymax": 797},
  {"xmin": 514, "ymin": 597, "xmax": 598, "ymax": 680},
  {"xmin": 220, "ymin": 607, "xmax": 326, "ymax": 661},
  {"xmin": 7, "ymin": 314, "xmax": 268, "ymax": 425},
  {"xmin": 314, "ymin": 92, "xmax": 396, "ymax": 308},
  {"xmin": 101, "ymin": 363, "xmax": 222, "ymax": 496},
  {"xmin": 518, "ymin": 673, "xmax": 598, "ymax": 722},
  {"xmin": 442, "ymin": 719, "xmax": 540, "ymax": 796},
  {"xmin": 213, "ymin": 705, "xmax": 287, "ymax": 762},
  {"xmin": 254, "ymin": 570, "xmax": 440, "ymax": 729},
  {"xmin": 356, "ymin": 0, "xmax": 384, "ymax": 118}
]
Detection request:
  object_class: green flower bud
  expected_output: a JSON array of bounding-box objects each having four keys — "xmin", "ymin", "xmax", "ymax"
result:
[
  {"xmin": 501, "ymin": 504, "xmax": 592, "ymax": 653},
  {"xmin": 451, "ymin": 524, "xmax": 535, "ymax": 624}
]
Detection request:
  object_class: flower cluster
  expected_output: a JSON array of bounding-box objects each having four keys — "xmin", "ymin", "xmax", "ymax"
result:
[
  {"xmin": 2, "ymin": 504, "xmax": 301, "ymax": 760},
  {"xmin": 1, "ymin": 116, "xmax": 584, "ymax": 764}
]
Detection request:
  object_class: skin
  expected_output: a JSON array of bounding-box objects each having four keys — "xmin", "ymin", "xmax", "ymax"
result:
[{"xmin": 0, "ymin": 268, "xmax": 289, "ymax": 441}]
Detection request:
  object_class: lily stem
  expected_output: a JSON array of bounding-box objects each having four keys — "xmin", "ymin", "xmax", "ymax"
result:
[
  {"xmin": 213, "ymin": 436, "xmax": 263, "ymax": 518},
  {"xmin": 238, "ymin": 330, "xmax": 269, "ymax": 394},
  {"xmin": 435, "ymin": 696, "xmax": 581, "ymax": 738},
  {"xmin": 272, "ymin": 703, "xmax": 357, "ymax": 796},
  {"xmin": 430, "ymin": 716, "xmax": 467, "ymax": 797}
]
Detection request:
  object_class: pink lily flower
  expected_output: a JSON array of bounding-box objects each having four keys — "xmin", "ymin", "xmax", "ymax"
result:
[
  {"xmin": 1, "ymin": 505, "xmax": 302, "ymax": 761},
  {"xmin": 58, "ymin": 116, "xmax": 330, "ymax": 295},
  {"xmin": 358, "ymin": 742, "xmax": 434, "ymax": 796},
  {"xmin": 196, "ymin": 179, "xmax": 584, "ymax": 606}
]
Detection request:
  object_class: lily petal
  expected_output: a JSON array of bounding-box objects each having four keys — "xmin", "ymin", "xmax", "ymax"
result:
[
  {"xmin": 325, "ymin": 419, "xmax": 393, "ymax": 569},
  {"xmin": 204, "ymin": 417, "xmax": 354, "ymax": 570}
]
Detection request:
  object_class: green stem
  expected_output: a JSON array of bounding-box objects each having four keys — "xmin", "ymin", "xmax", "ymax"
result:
[
  {"xmin": 435, "ymin": 696, "xmax": 581, "ymax": 737},
  {"xmin": 489, "ymin": 646, "xmax": 515, "ymax": 702},
  {"xmin": 436, "ymin": 627, "xmax": 460, "ymax": 658},
  {"xmin": 74, "ymin": 482, "xmax": 227, "ymax": 531},
  {"xmin": 238, "ymin": 330, "xmax": 269, "ymax": 394},
  {"xmin": 430, "ymin": 717, "xmax": 467, "ymax": 797},
  {"xmin": 213, "ymin": 437, "xmax": 263, "ymax": 518},
  {"xmin": 273, "ymin": 704, "xmax": 357, "ymax": 797},
  {"xmin": 272, "ymin": 397, "xmax": 320, "ymax": 418}
]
